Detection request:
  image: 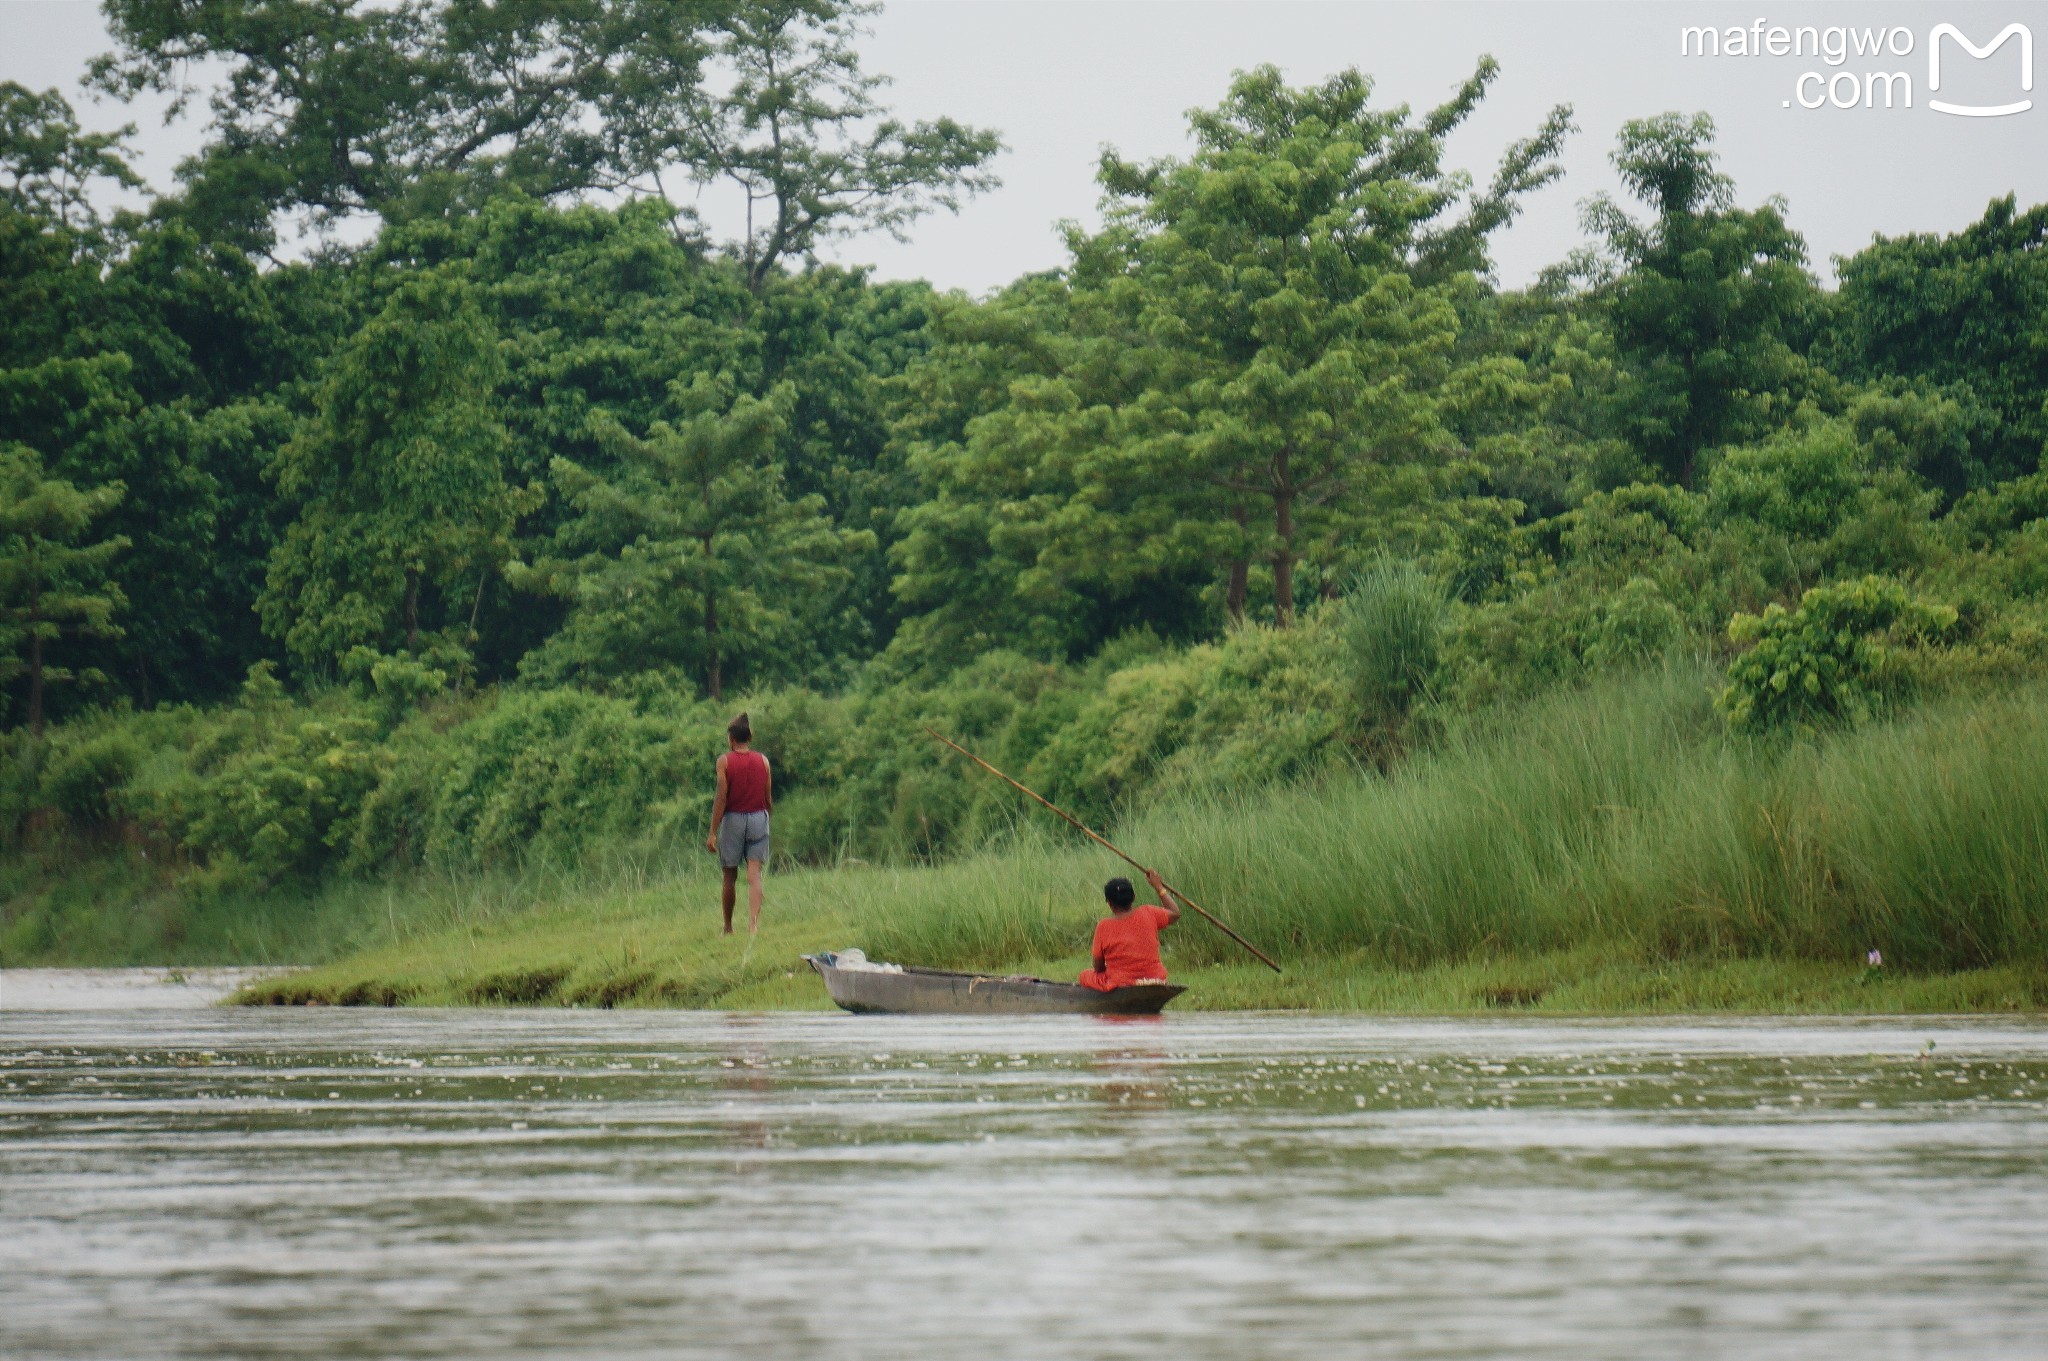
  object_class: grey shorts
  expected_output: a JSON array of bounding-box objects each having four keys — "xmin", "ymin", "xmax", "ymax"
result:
[{"xmin": 718, "ymin": 811, "xmax": 770, "ymax": 868}]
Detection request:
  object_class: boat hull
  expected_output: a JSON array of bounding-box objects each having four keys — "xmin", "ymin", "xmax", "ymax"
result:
[{"xmin": 803, "ymin": 953, "xmax": 1184, "ymax": 1016}]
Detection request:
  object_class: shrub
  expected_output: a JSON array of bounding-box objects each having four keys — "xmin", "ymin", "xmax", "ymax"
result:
[
  {"xmin": 1718, "ymin": 575, "xmax": 1956, "ymax": 732},
  {"xmin": 40, "ymin": 730, "xmax": 143, "ymax": 826},
  {"xmin": 1587, "ymin": 577, "xmax": 1682, "ymax": 668},
  {"xmin": 1708, "ymin": 422, "xmax": 1866, "ymax": 542},
  {"xmin": 180, "ymin": 717, "xmax": 390, "ymax": 881}
]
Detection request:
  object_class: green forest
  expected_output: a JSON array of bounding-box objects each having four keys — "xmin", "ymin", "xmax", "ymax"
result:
[{"xmin": 4, "ymin": 2, "xmax": 2046, "ymax": 1004}]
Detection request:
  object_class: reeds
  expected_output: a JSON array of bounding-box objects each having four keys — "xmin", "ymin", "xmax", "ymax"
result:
[
  {"xmin": 21, "ymin": 662, "xmax": 2048, "ymax": 1002},
  {"xmin": 844, "ymin": 660, "xmax": 2048, "ymax": 974}
]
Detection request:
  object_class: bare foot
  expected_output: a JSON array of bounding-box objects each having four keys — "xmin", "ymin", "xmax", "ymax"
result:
[{"xmin": 721, "ymin": 926, "xmax": 734, "ymax": 936}]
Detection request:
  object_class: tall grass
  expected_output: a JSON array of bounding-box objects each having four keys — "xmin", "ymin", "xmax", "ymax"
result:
[
  {"xmin": 850, "ymin": 661, "xmax": 2048, "ymax": 974},
  {"xmin": 17, "ymin": 663, "xmax": 2048, "ymax": 996},
  {"xmin": 1341, "ymin": 558, "xmax": 1448, "ymax": 734}
]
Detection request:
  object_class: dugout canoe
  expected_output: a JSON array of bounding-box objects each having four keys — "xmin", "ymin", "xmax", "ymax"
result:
[{"xmin": 802, "ymin": 952, "xmax": 1185, "ymax": 1016}]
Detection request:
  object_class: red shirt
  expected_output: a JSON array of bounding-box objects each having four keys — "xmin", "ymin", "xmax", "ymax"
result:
[
  {"xmin": 1089, "ymin": 904, "xmax": 1173, "ymax": 988},
  {"xmin": 722, "ymin": 750, "xmax": 770, "ymax": 814}
]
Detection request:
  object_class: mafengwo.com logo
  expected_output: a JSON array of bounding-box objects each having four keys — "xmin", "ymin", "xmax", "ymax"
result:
[{"xmin": 1680, "ymin": 18, "xmax": 2032, "ymax": 114}]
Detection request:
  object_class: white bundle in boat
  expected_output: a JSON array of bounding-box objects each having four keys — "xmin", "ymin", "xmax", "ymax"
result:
[{"xmin": 831, "ymin": 949, "xmax": 902, "ymax": 974}]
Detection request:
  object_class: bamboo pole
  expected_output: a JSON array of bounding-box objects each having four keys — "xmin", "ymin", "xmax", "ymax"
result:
[{"xmin": 924, "ymin": 727, "xmax": 1282, "ymax": 973}]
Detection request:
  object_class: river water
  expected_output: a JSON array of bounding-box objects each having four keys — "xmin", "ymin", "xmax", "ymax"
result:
[{"xmin": 4, "ymin": 973, "xmax": 2047, "ymax": 1359}]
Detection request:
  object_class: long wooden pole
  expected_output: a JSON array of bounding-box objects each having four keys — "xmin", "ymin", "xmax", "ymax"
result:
[{"xmin": 923, "ymin": 727, "xmax": 1283, "ymax": 973}]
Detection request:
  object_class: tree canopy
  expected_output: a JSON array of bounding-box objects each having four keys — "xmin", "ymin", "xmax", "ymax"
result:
[{"xmin": 0, "ymin": 15, "xmax": 2041, "ymax": 796}]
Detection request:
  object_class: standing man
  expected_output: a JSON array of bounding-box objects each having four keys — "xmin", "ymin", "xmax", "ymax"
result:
[{"xmin": 706, "ymin": 712, "xmax": 772, "ymax": 935}]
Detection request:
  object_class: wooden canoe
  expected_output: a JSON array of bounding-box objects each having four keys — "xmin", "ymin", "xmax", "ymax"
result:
[{"xmin": 802, "ymin": 952, "xmax": 1185, "ymax": 1016}]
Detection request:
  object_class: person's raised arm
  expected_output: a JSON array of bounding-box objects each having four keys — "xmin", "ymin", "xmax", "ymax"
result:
[
  {"xmin": 1143, "ymin": 868, "xmax": 1182, "ymax": 925},
  {"xmin": 705, "ymin": 754, "xmax": 729, "ymax": 854}
]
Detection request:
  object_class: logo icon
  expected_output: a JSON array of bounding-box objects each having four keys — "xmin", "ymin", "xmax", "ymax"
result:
[{"xmin": 1928, "ymin": 22, "xmax": 2032, "ymax": 116}]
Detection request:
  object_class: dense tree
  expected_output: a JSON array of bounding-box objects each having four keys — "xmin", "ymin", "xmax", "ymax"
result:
[
  {"xmin": 1829, "ymin": 196, "xmax": 2048, "ymax": 491},
  {"xmin": 260, "ymin": 272, "xmax": 538, "ymax": 673},
  {"xmin": 0, "ymin": 446, "xmax": 128, "ymax": 735},
  {"xmin": 89, "ymin": 0, "xmax": 1000, "ymax": 279},
  {"xmin": 511, "ymin": 382, "xmax": 872, "ymax": 699},
  {"xmin": 0, "ymin": 237, "xmax": 231, "ymax": 707},
  {"xmin": 0, "ymin": 0, "xmax": 2041, "ymax": 818},
  {"xmin": 891, "ymin": 63, "xmax": 1570, "ymax": 655},
  {"xmin": 884, "ymin": 275, "xmax": 1095, "ymax": 668},
  {"xmin": 1583, "ymin": 113, "xmax": 1821, "ymax": 488}
]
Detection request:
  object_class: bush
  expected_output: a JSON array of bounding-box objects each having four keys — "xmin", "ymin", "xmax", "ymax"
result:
[
  {"xmin": 1708, "ymin": 422, "xmax": 1866, "ymax": 542},
  {"xmin": 179, "ymin": 716, "xmax": 390, "ymax": 882},
  {"xmin": 1718, "ymin": 575, "xmax": 1956, "ymax": 732},
  {"xmin": 41, "ymin": 730, "xmax": 143, "ymax": 826},
  {"xmin": 1587, "ymin": 577, "xmax": 1681, "ymax": 667}
]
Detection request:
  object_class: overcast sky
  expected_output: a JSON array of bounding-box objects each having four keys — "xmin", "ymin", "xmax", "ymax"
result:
[{"xmin": 5, "ymin": 0, "xmax": 2044, "ymax": 292}]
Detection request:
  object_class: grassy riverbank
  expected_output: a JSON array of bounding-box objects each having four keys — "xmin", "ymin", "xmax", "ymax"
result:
[
  {"xmin": 232, "ymin": 883, "xmax": 2048, "ymax": 1015},
  {"xmin": 10, "ymin": 665, "xmax": 2048, "ymax": 1013},
  {"xmin": 224, "ymin": 665, "xmax": 2048, "ymax": 1013}
]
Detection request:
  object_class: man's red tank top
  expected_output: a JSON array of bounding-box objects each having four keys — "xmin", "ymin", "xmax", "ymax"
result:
[{"xmin": 723, "ymin": 750, "xmax": 770, "ymax": 814}]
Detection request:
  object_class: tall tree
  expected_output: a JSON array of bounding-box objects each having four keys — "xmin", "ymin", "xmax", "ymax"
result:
[
  {"xmin": 1582, "ymin": 113, "xmax": 1821, "ymax": 488},
  {"xmin": 1829, "ymin": 195, "xmax": 2048, "ymax": 490},
  {"xmin": 511, "ymin": 381, "xmax": 873, "ymax": 699},
  {"xmin": 0, "ymin": 81, "xmax": 144, "ymax": 241},
  {"xmin": 894, "ymin": 64, "xmax": 1568, "ymax": 644},
  {"xmin": 680, "ymin": 0, "xmax": 1002, "ymax": 292},
  {"xmin": 261, "ymin": 271, "xmax": 537, "ymax": 673},
  {"xmin": 90, "ymin": 0, "xmax": 731, "ymax": 245},
  {"xmin": 0, "ymin": 445, "xmax": 127, "ymax": 735},
  {"xmin": 88, "ymin": 0, "xmax": 999, "ymax": 273}
]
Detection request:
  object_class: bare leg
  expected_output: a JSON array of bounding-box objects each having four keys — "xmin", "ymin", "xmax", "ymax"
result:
[
  {"xmin": 721, "ymin": 867, "xmax": 738, "ymax": 935},
  {"xmin": 745, "ymin": 859, "xmax": 764, "ymax": 935}
]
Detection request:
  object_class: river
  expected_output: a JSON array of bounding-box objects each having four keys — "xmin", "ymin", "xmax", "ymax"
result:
[{"xmin": 4, "ymin": 970, "xmax": 2047, "ymax": 1358}]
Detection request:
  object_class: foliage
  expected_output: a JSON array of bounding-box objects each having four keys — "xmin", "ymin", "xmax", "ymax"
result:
[
  {"xmin": 1718, "ymin": 575, "xmax": 1955, "ymax": 732},
  {"xmin": 39, "ymin": 728, "xmax": 143, "ymax": 825},
  {"xmin": 0, "ymin": 446, "xmax": 128, "ymax": 734},
  {"xmin": 1828, "ymin": 196, "xmax": 2048, "ymax": 487},
  {"xmin": 175, "ymin": 713, "xmax": 390, "ymax": 886},
  {"xmin": 0, "ymin": 81, "xmax": 143, "ymax": 238},
  {"xmin": 7, "ymin": 22, "xmax": 2048, "ymax": 988},
  {"xmin": 29, "ymin": 666, "xmax": 2048, "ymax": 992},
  {"xmin": 1582, "ymin": 113, "xmax": 1821, "ymax": 487},
  {"xmin": 511, "ymin": 384, "xmax": 873, "ymax": 698},
  {"xmin": 87, "ymin": 0, "xmax": 1000, "ymax": 273},
  {"xmin": 681, "ymin": 1, "xmax": 1003, "ymax": 292},
  {"xmin": 260, "ymin": 271, "xmax": 538, "ymax": 673},
  {"xmin": 887, "ymin": 64, "xmax": 1569, "ymax": 651}
]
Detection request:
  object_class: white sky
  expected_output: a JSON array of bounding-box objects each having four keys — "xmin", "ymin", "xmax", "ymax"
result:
[{"xmin": 4, "ymin": 0, "xmax": 2046, "ymax": 291}]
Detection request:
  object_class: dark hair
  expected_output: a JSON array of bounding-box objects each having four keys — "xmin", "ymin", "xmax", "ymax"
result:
[
  {"xmin": 1104, "ymin": 877, "xmax": 1135, "ymax": 909},
  {"xmin": 728, "ymin": 712, "xmax": 752, "ymax": 743}
]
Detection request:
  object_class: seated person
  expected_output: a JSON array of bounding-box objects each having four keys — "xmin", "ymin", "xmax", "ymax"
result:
[{"xmin": 1078, "ymin": 868, "xmax": 1181, "ymax": 991}]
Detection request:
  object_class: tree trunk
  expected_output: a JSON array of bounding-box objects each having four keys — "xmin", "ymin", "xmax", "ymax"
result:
[
  {"xmin": 403, "ymin": 568, "xmax": 421, "ymax": 652},
  {"xmin": 24, "ymin": 550, "xmax": 42, "ymax": 737},
  {"xmin": 705, "ymin": 586, "xmax": 721, "ymax": 701},
  {"xmin": 1272, "ymin": 450, "xmax": 1297, "ymax": 628},
  {"xmin": 1225, "ymin": 503, "xmax": 1249, "ymax": 625},
  {"xmin": 701, "ymin": 529, "xmax": 722, "ymax": 700},
  {"xmin": 26, "ymin": 624, "xmax": 43, "ymax": 739}
]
